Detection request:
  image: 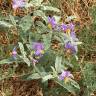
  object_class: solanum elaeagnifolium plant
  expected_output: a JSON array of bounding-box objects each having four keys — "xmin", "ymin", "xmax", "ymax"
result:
[{"xmin": 0, "ymin": 0, "xmax": 82, "ymax": 94}]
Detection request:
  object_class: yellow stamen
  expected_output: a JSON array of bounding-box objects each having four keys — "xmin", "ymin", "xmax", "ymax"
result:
[
  {"xmin": 35, "ymin": 56, "xmax": 40, "ymax": 59},
  {"xmin": 48, "ymin": 23, "xmax": 52, "ymax": 30},
  {"xmin": 31, "ymin": 51, "xmax": 35, "ymax": 55},
  {"xmin": 64, "ymin": 77, "xmax": 69, "ymax": 84},
  {"xmin": 74, "ymin": 18, "xmax": 80, "ymax": 22},
  {"xmin": 40, "ymin": 50, "xmax": 44, "ymax": 54},
  {"xmin": 59, "ymin": 19, "xmax": 63, "ymax": 24},
  {"xmin": 66, "ymin": 29, "xmax": 71, "ymax": 36}
]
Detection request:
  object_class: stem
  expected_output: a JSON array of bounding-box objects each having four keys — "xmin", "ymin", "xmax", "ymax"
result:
[{"xmin": 34, "ymin": 65, "xmax": 42, "ymax": 77}]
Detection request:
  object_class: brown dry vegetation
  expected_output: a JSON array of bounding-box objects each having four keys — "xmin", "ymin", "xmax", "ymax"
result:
[{"xmin": 59, "ymin": 0, "xmax": 96, "ymax": 26}]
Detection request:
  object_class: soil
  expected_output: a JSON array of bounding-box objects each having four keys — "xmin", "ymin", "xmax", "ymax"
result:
[{"xmin": 0, "ymin": 79, "xmax": 43, "ymax": 96}]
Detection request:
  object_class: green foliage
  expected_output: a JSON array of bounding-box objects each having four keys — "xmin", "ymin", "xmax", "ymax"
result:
[
  {"xmin": 0, "ymin": 0, "xmax": 96, "ymax": 95},
  {"xmin": 56, "ymin": 79, "xmax": 80, "ymax": 95},
  {"xmin": 30, "ymin": 0, "xmax": 43, "ymax": 6},
  {"xmin": 55, "ymin": 56, "xmax": 62, "ymax": 73},
  {"xmin": 41, "ymin": 6, "xmax": 60, "ymax": 13},
  {"xmin": 79, "ymin": 6, "xmax": 96, "ymax": 52},
  {"xmin": 83, "ymin": 63, "xmax": 96, "ymax": 92},
  {"xmin": 0, "ymin": 0, "xmax": 80, "ymax": 93},
  {"xmin": 0, "ymin": 21, "xmax": 13, "ymax": 28},
  {"xmin": 9, "ymin": 15, "xmax": 16, "ymax": 26},
  {"xmin": 0, "ymin": 58, "xmax": 15, "ymax": 65},
  {"xmin": 18, "ymin": 42, "xmax": 30, "ymax": 66},
  {"xmin": 33, "ymin": 10, "xmax": 47, "ymax": 22},
  {"xmin": 42, "ymin": 32, "xmax": 52, "ymax": 50},
  {"xmin": 19, "ymin": 15, "xmax": 33, "ymax": 32}
]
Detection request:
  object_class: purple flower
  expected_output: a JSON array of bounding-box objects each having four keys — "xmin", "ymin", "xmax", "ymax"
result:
[
  {"xmin": 12, "ymin": 0, "xmax": 26, "ymax": 9},
  {"xmin": 12, "ymin": 47, "xmax": 17, "ymax": 59},
  {"xmin": 59, "ymin": 70, "xmax": 73, "ymax": 80},
  {"xmin": 48, "ymin": 16, "xmax": 57, "ymax": 29},
  {"xmin": 61, "ymin": 23, "xmax": 68, "ymax": 31},
  {"xmin": 68, "ymin": 23, "xmax": 75, "ymax": 31},
  {"xmin": 32, "ymin": 42, "xmax": 44, "ymax": 57},
  {"xmin": 70, "ymin": 31, "xmax": 76, "ymax": 39},
  {"xmin": 65, "ymin": 42, "xmax": 78, "ymax": 54},
  {"xmin": 61, "ymin": 23, "xmax": 75, "ymax": 32}
]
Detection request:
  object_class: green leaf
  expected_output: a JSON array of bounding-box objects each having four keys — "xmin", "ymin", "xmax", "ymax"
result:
[
  {"xmin": 9, "ymin": 15, "xmax": 16, "ymax": 26},
  {"xmin": 18, "ymin": 42, "xmax": 30, "ymax": 66},
  {"xmin": 30, "ymin": 0, "xmax": 43, "ymax": 6},
  {"xmin": 51, "ymin": 66, "xmax": 57, "ymax": 76},
  {"xmin": 26, "ymin": 72, "xmax": 47, "ymax": 80},
  {"xmin": 25, "ymin": 2, "xmax": 34, "ymax": 8},
  {"xmin": 54, "ymin": 16, "xmax": 61, "ymax": 23},
  {"xmin": 42, "ymin": 32, "xmax": 52, "ymax": 50},
  {"xmin": 0, "ymin": 21, "xmax": 13, "ymax": 28},
  {"xmin": 33, "ymin": 10, "xmax": 47, "ymax": 22},
  {"xmin": 19, "ymin": 15, "xmax": 32, "ymax": 32},
  {"xmin": 41, "ymin": 6, "xmax": 60, "ymax": 13},
  {"xmin": 42, "ymin": 74, "xmax": 53, "ymax": 82},
  {"xmin": 57, "ymin": 32, "xmax": 69, "ymax": 43},
  {"xmin": 18, "ymin": 42, "xmax": 27, "ymax": 57},
  {"xmin": 55, "ymin": 56, "xmax": 62, "ymax": 73},
  {"xmin": 70, "ymin": 79, "xmax": 80, "ymax": 89},
  {"xmin": 36, "ymin": 21, "xmax": 47, "ymax": 34},
  {"xmin": 27, "ymin": 73, "xmax": 41, "ymax": 80},
  {"xmin": 19, "ymin": 55, "xmax": 30, "ymax": 66},
  {"xmin": 55, "ymin": 79, "xmax": 76, "ymax": 95},
  {"xmin": 23, "ymin": 57, "xmax": 30, "ymax": 67},
  {"xmin": 0, "ymin": 59, "xmax": 15, "ymax": 65}
]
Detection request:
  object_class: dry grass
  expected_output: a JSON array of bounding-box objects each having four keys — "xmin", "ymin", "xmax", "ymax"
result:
[{"xmin": 59, "ymin": 0, "xmax": 96, "ymax": 27}]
